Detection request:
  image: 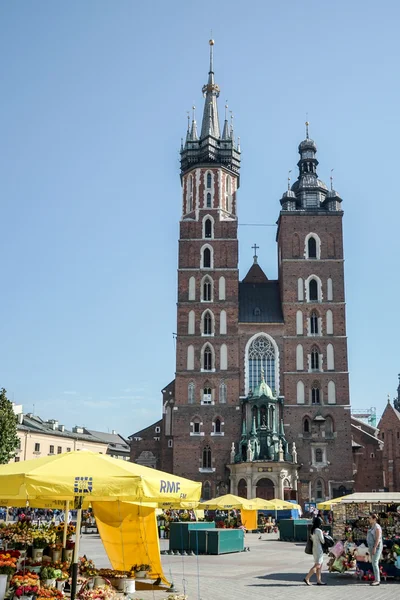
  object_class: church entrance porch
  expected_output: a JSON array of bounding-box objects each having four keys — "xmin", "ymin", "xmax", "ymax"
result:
[
  {"xmin": 256, "ymin": 477, "xmax": 274, "ymax": 500},
  {"xmin": 228, "ymin": 461, "xmax": 299, "ymax": 501}
]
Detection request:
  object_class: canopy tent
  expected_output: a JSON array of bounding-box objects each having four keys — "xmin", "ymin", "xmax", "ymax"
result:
[
  {"xmin": 201, "ymin": 495, "xmax": 275, "ymax": 531},
  {"xmin": 317, "ymin": 496, "xmax": 348, "ymax": 510},
  {"xmin": 338, "ymin": 492, "xmax": 400, "ymax": 504},
  {"xmin": 267, "ymin": 499, "xmax": 301, "ymax": 510},
  {"xmin": 0, "ymin": 451, "xmax": 201, "ymax": 597},
  {"xmin": 200, "ymin": 494, "xmax": 272, "ymax": 510}
]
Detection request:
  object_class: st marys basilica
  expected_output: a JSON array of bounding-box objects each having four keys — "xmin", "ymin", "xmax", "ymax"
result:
[{"xmin": 130, "ymin": 41, "xmax": 355, "ymax": 505}]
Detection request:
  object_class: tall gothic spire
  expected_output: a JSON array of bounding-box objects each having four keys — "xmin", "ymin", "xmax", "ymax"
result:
[{"xmin": 200, "ymin": 39, "xmax": 221, "ymax": 139}]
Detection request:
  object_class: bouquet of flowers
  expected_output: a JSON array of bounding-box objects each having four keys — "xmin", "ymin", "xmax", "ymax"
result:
[
  {"xmin": 14, "ymin": 585, "xmax": 39, "ymax": 597},
  {"xmin": 78, "ymin": 585, "xmax": 117, "ymax": 600},
  {"xmin": 36, "ymin": 589, "xmax": 64, "ymax": 600},
  {"xmin": 11, "ymin": 571, "xmax": 40, "ymax": 588},
  {"xmin": 32, "ymin": 527, "xmax": 56, "ymax": 549},
  {"xmin": 0, "ymin": 552, "xmax": 18, "ymax": 576},
  {"xmin": 78, "ymin": 556, "xmax": 97, "ymax": 577}
]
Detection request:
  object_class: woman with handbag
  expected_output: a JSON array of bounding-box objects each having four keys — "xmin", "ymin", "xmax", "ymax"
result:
[
  {"xmin": 304, "ymin": 517, "xmax": 327, "ymax": 586},
  {"xmin": 367, "ymin": 513, "xmax": 383, "ymax": 586}
]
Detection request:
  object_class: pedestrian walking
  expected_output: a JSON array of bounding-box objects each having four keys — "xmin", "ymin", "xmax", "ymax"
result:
[
  {"xmin": 304, "ymin": 517, "xmax": 327, "ymax": 586},
  {"xmin": 367, "ymin": 513, "xmax": 382, "ymax": 586}
]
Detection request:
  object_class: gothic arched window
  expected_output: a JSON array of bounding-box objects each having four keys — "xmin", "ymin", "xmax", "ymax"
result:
[
  {"xmin": 202, "ymin": 445, "xmax": 212, "ymax": 469},
  {"xmin": 308, "ymin": 236, "xmax": 317, "ymax": 259},
  {"xmin": 219, "ymin": 381, "xmax": 227, "ymax": 404},
  {"xmin": 315, "ymin": 449, "xmax": 323, "ymax": 463},
  {"xmin": 203, "ymin": 247, "xmax": 211, "ymax": 268},
  {"xmin": 203, "ymin": 481, "xmax": 211, "ymax": 500},
  {"xmin": 206, "ymin": 192, "xmax": 212, "ymax": 208},
  {"xmin": 304, "ymin": 418, "xmax": 310, "ymax": 433},
  {"xmin": 312, "ymin": 383, "xmax": 321, "ymax": 405},
  {"xmin": 309, "ymin": 279, "xmax": 318, "ymax": 301},
  {"xmin": 214, "ymin": 418, "xmax": 221, "ymax": 434},
  {"xmin": 188, "ymin": 382, "xmax": 195, "ymax": 404},
  {"xmin": 310, "ymin": 310, "xmax": 319, "ymax": 335},
  {"xmin": 203, "ymin": 345, "xmax": 213, "ymax": 371},
  {"xmin": 203, "ymin": 311, "xmax": 213, "ymax": 336},
  {"xmin": 204, "ymin": 218, "xmax": 212, "ymax": 238},
  {"xmin": 202, "ymin": 277, "xmax": 212, "ymax": 302},
  {"xmin": 311, "ymin": 347, "xmax": 320, "ymax": 371},
  {"xmin": 207, "ymin": 172, "xmax": 212, "ymax": 189},
  {"xmin": 247, "ymin": 335, "xmax": 276, "ymax": 393}
]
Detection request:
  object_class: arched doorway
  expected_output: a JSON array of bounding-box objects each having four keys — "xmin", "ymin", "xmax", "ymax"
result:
[
  {"xmin": 238, "ymin": 478, "xmax": 247, "ymax": 499},
  {"xmin": 256, "ymin": 477, "xmax": 275, "ymax": 500}
]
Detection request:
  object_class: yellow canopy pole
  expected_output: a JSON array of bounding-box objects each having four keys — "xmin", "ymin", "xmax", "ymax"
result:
[
  {"xmin": 71, "ymin": 504, "xmax": 83, "ymax": 600},
  {"xmin": 62, "ymin": 500, "xmax": 69, "ymax": 549}
]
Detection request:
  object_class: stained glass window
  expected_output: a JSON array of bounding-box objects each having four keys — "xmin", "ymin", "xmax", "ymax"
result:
[{"xmin": 248, "ymin": 336, "xmax": 276, "ymax": 393}]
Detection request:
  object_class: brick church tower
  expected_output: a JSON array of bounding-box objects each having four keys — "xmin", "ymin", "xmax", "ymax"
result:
[
  {"xmin": 172, "ymin": 40, "xmax": 242, "ymax": 498},
  {"xmin": 130, "ymin": 44, "xmax": 355, "ymax": 504},
  {"xmin": 277, "ymin": 126, "xmax": 354, "ymax": 502}
]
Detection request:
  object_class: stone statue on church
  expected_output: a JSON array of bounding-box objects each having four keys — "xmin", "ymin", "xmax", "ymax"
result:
[
  {"xmin": 278, "ymin": 439, "xmax": 284, "ymax": 462},
  {"xmin": 292, "ymin": 442, "xmax": 297, "ymax": 463},
  {"xmin": 230, "ymin": 442, "xmax": 236, "ymax": 464},
  {"xmin": 247, "ymin": 440, "xmax": 253, "ymax": 462}
]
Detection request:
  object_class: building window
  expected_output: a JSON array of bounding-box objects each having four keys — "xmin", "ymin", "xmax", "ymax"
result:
[
  {"xmin": 207, "ymin": 172, "xmax": 212, "ymax": 188},
  {"xmin": 310, "ymin": 310, "xmax": 319, "ymax": 335},
  {"xmin": 315, "ymin": 479, "xmax": 324, "ymax": 500},
  {"xmin": 203, "ymin": 247, "xmax": 211, "ymax": 268},
  {"xmin": 327, "ymin": 278, "xmax": 333, "ymax": 301},
  {"xmin": 168, "ymin": 439, "xmax": 173, "ymax": 448},
  {"xmin": 202, "ymin": 445, "xmax": 212, "ymax": 469},
  {"xmin": 203, "ymin": 311, "xmax": 213, "ymax": 335},
  {"xmin": 315, "ymin": 448, "xmax": 323, "ymax": 463},
  {"xmin": 325, "ymin": 416, "xmax": 333, "ymax": 435},
  {"xmin": 203, "ymin": 345, "xmax": 213, "ymax": 371},
  {"xmin": 57, "ymin": 446, "xmax": 62, "ymax": 454},
  {"xmin": 155, "ymin": 426, "xmax": 161, "ymax": 434},
  {"xmin": 49, "ymin": 445, "xmax": 54, "ymax": 454},
  {"xmin": 312, "ymin": 384, "xmax": 321, "ymax": 405},
  {"xmin": 326, "ymin": 309, "xmax": 333, "ymax": 335},
  {"xmin": 204, "ymin": 218, "xmax": 212, "ymax": 238},
  {"xmin": 311, "ymin": 347, "xmax": 320, "ymax": 371},
  {"xmin": 220, "ymin": 309, "xmax": 227, "ymax": 334},
  {"xmin": 214, "ymin": 418, "xmax": 222, "ymax": 434},
  {"xmin": 192, "ymin": 420, "xmax": 201, "ymax": 434},
  {"xmin": 203, "ymin": 481, "xmax": 211, "ymax": 500},
  {"xmin": 66, "ymin": 447, "xmax": 71, "ymax": 452},
  {"xmin": 188, "ymin": 175, "xmax": 193, "ymax": 212},
  {"xmin": 247, "ymin": 334, "xmax": 276, "ymax": 394},
  {"xmin": 14, "ymin": 457, "xmax": 20, "ymax": 462},
  {"xmin": 219, "ymin": 276, "xmax": 226, "ymax": 300},
  {"xmin": 202, "ymin": 276, "xmax": 213, "ymax": 302},
  {"xmin": 206, "ymin": 193, "xmax": 212, "ymax": 208},
  {"xmin": 188, "ymin": 276, "xmax": 196, "ymax": 301},
  {"xmin": 188, "ymin": 382, "xmax": 195, "ymax": 404},
  {"xmin": 304, "ymin": 418, "xmax": 310, "ymax": 433},
  {"xmin": 34, "ymin": 443, "xmax": 40, "ymax": 452},
  {"xmin": 328, "ymin": 380, "xmax": 336, "ymax": 404},
  {"xmin": 202, "ymin": 387, "xmax": 212, "ymax": 404},
  {"xmin": 309, "ymin": 279, "xmax": 318, "ymax": 301},
  {"xmin": 308, "ymin": 236, "xmax": 317, "ymax": 259},
  {"xmin": 219, "ymin": 381, "xmax": 227, "ymax": 403}
]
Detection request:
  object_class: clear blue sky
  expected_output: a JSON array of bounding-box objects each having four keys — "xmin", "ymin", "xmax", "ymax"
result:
[{"xmin": 1, "ymin": 1, "xmax": 399, "ymax": 436}]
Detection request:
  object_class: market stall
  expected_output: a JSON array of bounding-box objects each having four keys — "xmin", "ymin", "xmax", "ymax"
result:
[
  {"xmin": 329, "ymin": 492, "xmax": 400, "ymax": 580},
  {"xmin": 0, "ymin": 451, "xmax": 201, "ymax": 598}
]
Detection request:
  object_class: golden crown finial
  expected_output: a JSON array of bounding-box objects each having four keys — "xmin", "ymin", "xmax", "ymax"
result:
[{"xmin": 209, "ymin": 39, "xmax": 215, "ymax": 45}]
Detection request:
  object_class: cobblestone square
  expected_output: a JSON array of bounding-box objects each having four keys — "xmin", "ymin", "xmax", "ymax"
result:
[{"xmin": 80, "ymin": 533, "xmax": 400, "ymax": 600}]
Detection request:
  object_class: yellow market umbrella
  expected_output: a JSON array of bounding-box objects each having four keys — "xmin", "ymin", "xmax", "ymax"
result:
[
  {"xmin": 317, "ymin": 496, "xmax": 347, "ymax": 510},
  {"xmin": 201, "ymin": 494, "xmax": 259, "ymax": 510},
  {"xmin": 0, "ymin": 451, "xmax": 201, "ymax": 598},
  {"xmin": 268, "ymin": 498, "xmax": 301, "ymax": 510},
  {"xmin": 247, "ymin": 498, "xmax": 275, "ymax": 510}
]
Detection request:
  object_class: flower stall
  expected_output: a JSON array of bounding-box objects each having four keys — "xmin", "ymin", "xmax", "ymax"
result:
[{"xmin": 330, "ymin": 492, "xmax": 400, "ymax": 581}]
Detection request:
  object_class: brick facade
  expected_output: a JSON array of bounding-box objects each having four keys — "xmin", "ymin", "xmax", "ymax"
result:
[
  {"xmin": 378, "ymin": 402, "xmax": 400, "ymax": 492},
  {"xmin": 129, "ymin": 47, "xmax": 356, "ymax": 504}
]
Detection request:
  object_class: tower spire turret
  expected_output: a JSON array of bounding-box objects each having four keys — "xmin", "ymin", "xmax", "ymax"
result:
[{"xmin": 200, "ymin": 39, "xmax": 221, "ymax": 139}]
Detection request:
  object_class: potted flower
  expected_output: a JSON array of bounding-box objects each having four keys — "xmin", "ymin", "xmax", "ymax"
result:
[
  {"xmin": 40, "ymin": 567, "xmax": 57, "ymax": 588},
  {"xmin": 62, "ymin": 539, "xmax": 75, "ymax": 564},
  {"xmin": 32, "ymin": 528, "xmax": 56, "ymax": 561},
  {"xmin": 13, "ymin": 584, "xmax": 39, "ymax": 600},
  {"xmin": 36, "ymin": 589, "xmax": 64, "ymax": 600},
  {"xmin": 131, "ymin": 564, "xmax": 150, "ymax": 579},
  {"xmin": 0, "ymin": 553, "xmax": 18, "ymax": 600}
]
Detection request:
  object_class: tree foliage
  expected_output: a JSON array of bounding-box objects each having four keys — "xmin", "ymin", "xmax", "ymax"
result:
[{"xmin": 0, "ymin": 388, "xmax": 19, "ymax": 464}]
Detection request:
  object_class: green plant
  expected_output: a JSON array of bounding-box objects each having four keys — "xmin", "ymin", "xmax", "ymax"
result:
[
  {"xmin": 40, "ymin": 567, "xmax": 57, "ymax": 580},
  {"xmin": 0, "ymin": 388, "xmax": 20, "ymax": 464}
]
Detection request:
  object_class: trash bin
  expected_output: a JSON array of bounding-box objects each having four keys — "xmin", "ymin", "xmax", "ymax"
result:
[{"xmin": 169, "ymin": 522, "xmax": 215, "ymax": 552}]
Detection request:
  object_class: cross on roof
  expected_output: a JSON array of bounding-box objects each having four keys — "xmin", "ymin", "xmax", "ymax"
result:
[{"xmin": 252, "ymin": 243, "xmax": 259, "ymax": 264}]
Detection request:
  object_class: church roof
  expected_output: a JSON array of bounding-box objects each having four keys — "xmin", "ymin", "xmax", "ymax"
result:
[
  {"xmin": 242, "ymin": 262, "xmax": 269, "ymax": 284},
  {"xmin": 239, "ymin": 280, "xmax": 283, "ymax": 323}
]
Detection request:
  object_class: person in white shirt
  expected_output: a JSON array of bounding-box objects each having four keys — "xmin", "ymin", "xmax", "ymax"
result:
[{"xmin": 304, "ymin": 517, "xmax": 327, "ymax": 586}]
